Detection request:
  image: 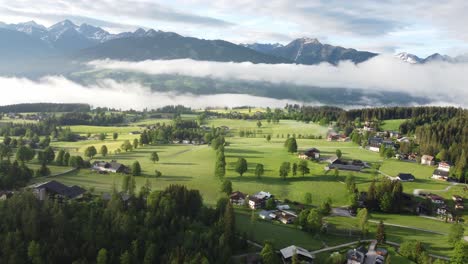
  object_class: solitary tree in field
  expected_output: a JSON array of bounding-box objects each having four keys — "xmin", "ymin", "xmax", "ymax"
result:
[
  {"xmin": 266, "ymin": 135, "xmax": 271, "ymax": 142},
  {"xmin": 255, "ymin": 164, "xmax": 264, "ymax": 178},
  {"xmin": 100, "ymin": 145, "xmax": 108, "ymax": 157},
  {"xmin": 154, "ymin": 170, "xmax": 162, "ymax": 178},
  {"xmin": 235, "ymin": 157, "xmax": 248, "ymax": 177},
  {"xmin": 132, "ymin": 161, "xmax": 142, "ymax": 176},
  {"xmin": 85, "ymin": 146, "xmax": 97, "ymax": 159},
  {"xmin": 279, "ymin": 162, "xmax": 291, "ymax": 180},
  {"xmin": 121, "ymin": 140, "xmax": 133, "ymax": 152},
  {"xmin": 336, "ymin": 149, "xmax": 342, "ymax": 159},
  {"xmin": 285, "ymin": 138, "xmax": 298, "ymax": 153},
  {"xmin": 357, "ymin": 208, "xmax": 369, "ymax": 235},
  {"xmin": 150, "ymin": 151, "xmax": 159, "ymax": 163},
  {"xmin": 133, "ymin": 138, "xmax": 139, "ymax": 149},
  {"xmin": 256, "ymin": 120, "xmax": 262, "ymax": 128},
  {"xmin": 99, "ymin": 133, "xmax": 106, "ymax": 141},
  {"xmin": 298, "ymin": 160, "xmax": 310, "ymax": 177},
  {"xmin": 113, "ymin": 132, "xmax": 118, "ymax": 141}
]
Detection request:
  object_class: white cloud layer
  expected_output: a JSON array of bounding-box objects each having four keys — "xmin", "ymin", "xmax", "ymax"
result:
[
  {"xmin": 0, "ymin": 76, "xmax": 303, "ymax": 110},
  {"xmin": 89, "ymin": 56, "xmax": 468, "ymax": 107}
]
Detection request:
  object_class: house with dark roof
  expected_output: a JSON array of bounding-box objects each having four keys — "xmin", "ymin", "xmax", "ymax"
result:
[
  {"xmin": 92, "ymin": 160, "xmax": 129, "ymax": 174},
  {"xmin": 396, "ymin": 173, "xmax": 415, "ymax": 182},
  {"xmin": 280, "ymin": 245, "xmax": 314, "ymax": 264},
  {"xmin": 326, "ymin": 157, "xmax": 363, "ymax": 172},
  {"xmin": 30, "ymin": 181, "xmax": 86, "ymax": 201},
  {"xmin": 298, "ymin": 148, "xmax": 320, "ymax": 160},
  {"xmin": 427, "ymin": 194, "xmax": 445, "ymax": 204},
  {"xmin": 230, "ymin": 191, "xmax": 246, "ymax": 206},
  {"xmin": 432, "ymin": 169, "xmax": 449, "ymax": 181},
  {"xmin": 248, "ymin": 191, "xmax": 273, "ymax": 209}
]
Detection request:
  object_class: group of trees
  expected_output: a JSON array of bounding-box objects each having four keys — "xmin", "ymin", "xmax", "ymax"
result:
[
  {"xmin": 0, "ymin": 185, "xmax": 241, "ymax": 263},
  {"xmin": 214, "ymin": 137, "xmax": 226, "ymax": 178},
  {"xmin": 278, "ymin": 160, "xmax": 310, "ymax": 180},
  {"xmin": 139, "ymin": 119, "xmax": 212, "ymax": 145},
  {"xmin": 296, "ymin": 199, "xmax": 332, "ymax": 233},
  {"xmin": 365, "ymin": 178, "xmax": 404, "ymax": 213}
]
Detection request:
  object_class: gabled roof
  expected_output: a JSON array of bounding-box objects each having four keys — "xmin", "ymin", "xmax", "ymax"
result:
[
  {"xmin": 397, "ymin": 173, "xmax": 415, "ymax": 181},
  {"xmin": 421, "ymin": 155, "xmax": 434, "ymax": 160},
  {"xmin": 32, "ymin": 180, "xmax": 85, "ymax": 199},
  {"xmin": 230, "ymin": 191, "xmax": 245, "ymax": 200},
  {"xmin": 433, "ymin": 169, "xmax": 449, "ymax": 177},
  {"xmin": 280, "ymin": 245, "xmax": 314, "ymax": 260}
]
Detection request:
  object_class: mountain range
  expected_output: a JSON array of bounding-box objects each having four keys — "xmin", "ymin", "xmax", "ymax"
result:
[
  {"xmin": 394, "ymin": 52, "xmax": 468, "ymax": 64},
  {"xmin": 1, "ymin": 19, "xmax": 467, "ymax": 71},
  {"xmin": 242, "ymin": 38, "xmax": 378, "ymax": 65}
]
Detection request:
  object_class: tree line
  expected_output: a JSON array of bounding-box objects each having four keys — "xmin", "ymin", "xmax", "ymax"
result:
[{"xmin": 0, "ymin": 184, "xmax": 242, "ymax": 263}]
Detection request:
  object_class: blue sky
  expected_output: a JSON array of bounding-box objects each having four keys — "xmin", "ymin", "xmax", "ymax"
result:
[{"xmin": 1, "ymin": 0, "xmax": 468, "ymax": 57}]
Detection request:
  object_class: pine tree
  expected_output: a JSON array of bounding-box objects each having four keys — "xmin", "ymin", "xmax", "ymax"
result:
[{"xmin": 376, "ymin": 220, "xmax": 386, "ymax": 244}]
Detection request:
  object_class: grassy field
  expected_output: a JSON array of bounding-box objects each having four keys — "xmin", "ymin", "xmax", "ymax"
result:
[
  {"xmin": 25, "ymin": 117, "xmax": 467, "ymax": 257},
  {"xmin": 380, "ymin": 119, "xmax": 407, "ymax": 131}
]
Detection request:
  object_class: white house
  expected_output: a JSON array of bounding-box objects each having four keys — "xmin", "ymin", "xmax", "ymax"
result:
[
  {"xmin": 421, "ymin": 155, "xmax": 435, "ymax": 166},
  {"xmin": 437, "ymin": 162, "xmax": 451, "ymax": 172}
]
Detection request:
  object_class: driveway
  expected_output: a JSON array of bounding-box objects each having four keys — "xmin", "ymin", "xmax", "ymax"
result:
[{"xmin": 365, "ymin": 240, "xmax": 377, "ymax": 264}]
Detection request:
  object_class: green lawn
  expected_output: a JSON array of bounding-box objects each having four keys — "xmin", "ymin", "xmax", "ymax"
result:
[
  {"xmin": 25, "ymin": 117, "xmax": 466, "ymax": 258},
  {"xmin": 380, "ymin": 119, "xmax": 407, "ymax": 131}
]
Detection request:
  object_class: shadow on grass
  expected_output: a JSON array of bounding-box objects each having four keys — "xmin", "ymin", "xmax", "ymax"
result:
[
  {"xmin": 159, "ymin": 162, "xmax": 198, "ymax": 166},
  {"xmin": 225, "ymin": 148, "xmax": 264, "ymax": 155},
  {"xmin": 157, "ymin": 175, "xmax": 194, "ymax": 182}
]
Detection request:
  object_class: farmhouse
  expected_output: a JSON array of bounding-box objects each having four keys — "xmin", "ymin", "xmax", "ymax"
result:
[
  {"xmin": 248, "ymin": 191, "xmax": 273, "ymax": 209},
  {"xmin": 432, "ymin": 169, "xmax": 449, "ymax": 181},
  {"xmin": 396, "ymin": 173, "xmax": 415, "ymax": 182},
  {"xmin": 298, "ymin": 148, "xmax": 320, "ymax": 160},
  {"xmin": 388, "ymin": 131, "xmax": 401, "ymax": 138},
  {"xmin": 30, "ymin": 181, "xmax": 86, "ymax": 201},
  {"xmin": 280, "ymin": 245, "xmax": 314, "ymax": 264},
  {"xmin": 437, "ymin": 162, "xmax": 451, "ymax": 172},
  {"xmin": 92, "ymin": 161, "xmax": 129, "ymax": 174},
  {"xmin": 230, "ymin": 191, "xmax": 246, "ymax": 206},
  {"xmin": 421, "ymin": 155, "xmax": 435, "ymax": 166},
  {"xmin": 327, "ymin": 132, "xmax": 340, "ymax": 141},
  {"xmin": 326, "ymin": 157, "xmax": 363, "ymax": 172},
  {"xmin": 427, "ymin": 194, "xmax": 445, "ymax": 204},
  {"xmin": 278, "ymin": 210, "xmax": 297, "ymax": 224}
]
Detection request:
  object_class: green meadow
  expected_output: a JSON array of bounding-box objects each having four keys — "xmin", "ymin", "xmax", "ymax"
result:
[{"xmin": 24, "ymin": 116, "xmax": 467, "ymax": 257}]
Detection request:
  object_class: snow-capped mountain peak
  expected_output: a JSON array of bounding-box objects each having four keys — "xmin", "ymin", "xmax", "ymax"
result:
[
  {"xmin": 395, "ymin": 52, "xmax": 422, "ymax": 64},
  {"xmin": 299, "ymin": 37, "xmax": 321, "ymax": 45}
]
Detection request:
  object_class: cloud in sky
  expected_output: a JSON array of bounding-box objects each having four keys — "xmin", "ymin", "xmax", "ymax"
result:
[
  {"xmin": 1, "ymin": 1, "xmax": 468, "ymax": 55},
  {"xmin": 0, "ymin": 76, "xmax": 303, "ymax": 110},
  {"xmin": 89, "ymin": 56, "xmax": 468, "ymax": 107}
]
